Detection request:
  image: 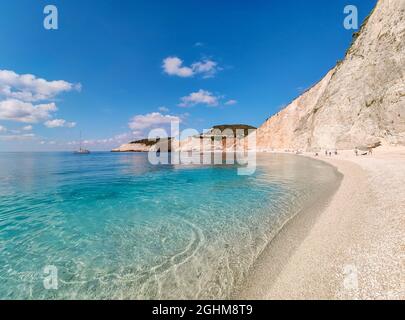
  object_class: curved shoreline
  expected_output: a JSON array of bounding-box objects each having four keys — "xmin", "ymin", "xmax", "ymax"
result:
[
  {"xmin": 233, "ymin": 155, "xmax": 344, "ymax": 299},
  {"xmin": 235, "ymin": 148, "xmax": 405, "ymax": 300}
]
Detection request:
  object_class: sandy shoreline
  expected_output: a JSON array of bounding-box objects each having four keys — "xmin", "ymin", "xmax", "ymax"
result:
[{"xmin": 236, "ymin": 147, "xmax": 405, "ymax": 300}]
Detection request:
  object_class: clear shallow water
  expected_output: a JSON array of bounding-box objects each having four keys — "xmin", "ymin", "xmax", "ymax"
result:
[{"xmin": 0, "ymin": 152, "xmax": 340, "ymax": 299}]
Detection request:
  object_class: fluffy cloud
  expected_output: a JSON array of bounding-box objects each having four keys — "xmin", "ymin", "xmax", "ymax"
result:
[
  {"xmin": 0, "ymin": 99, "xmax": 57, "ymax": 123},
  {"xmin": 0, "ymin": 125, "xmax": 7, "ymax": 132},
  {"xmin": 163, "ymin": 57, "xmax": 194, "ymax": 78},
  {"xmin": 0, "ymin": 70, "xmax": 79, "ymax": 127},
  {"xmin": 225, "ymin": 99, "xmax": 238, "ymax": 106},
  {"xmin": 162, "ymin": 57, "xmax": 219, "ymax": 78},
  {"xmin": 129, "ymin": 112, "xmax": 181, "ymax": 132},
  {"xmin": 22, "ymin": 125, "xmax": 33, "ymax": 131},
  {"xmin": 44, "ymin": 119, "xmax": 76, "ymax": 128},
  {"xmin": 191, "ymin": 60, "xmax": 218, "ymax": 78},
  {"xmin": 158, "ymin": 106, "xmax": 170, "ymax": 113},
  {"xmin": 0, "ymin": 69, "xmax": 80, "ymax": 102},
  {"xmin": 179, "ymin": 90, "xmax": 220, "ymax": 107}
]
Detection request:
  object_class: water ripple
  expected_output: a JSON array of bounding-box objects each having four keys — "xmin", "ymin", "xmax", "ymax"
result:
[{"xmin": 0, "ymin": 152, "xmax": 340, "ymax": 299}]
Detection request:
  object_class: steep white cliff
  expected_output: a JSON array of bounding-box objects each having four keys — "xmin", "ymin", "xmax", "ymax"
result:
[
  {"xmin": 111, "ymin": 142, "xmax": 151, "ymax": 152},
  {"xmin": 256, "ymin": 0, "xmax": 405, "ymax": 150}
]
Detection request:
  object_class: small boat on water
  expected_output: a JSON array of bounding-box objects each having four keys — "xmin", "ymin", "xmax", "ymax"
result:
[
  {"xmin": 74, "ymin": 148, "xmax": 90, "ymax": 154},
  {"xmin": 74, "ymin": 132, "xmax": 90, "ymax": 154}
]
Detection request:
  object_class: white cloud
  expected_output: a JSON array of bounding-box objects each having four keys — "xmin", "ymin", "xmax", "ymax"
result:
[
  {"xmin": 129, "ymin": 112, "xmax": 181, "ymax": 132},
  {"xmin": 0, "ymin": 99, "xmax": 57, "ymax": 123},
  {"xmin": 225, "ymin": 99, "xmax": 238, "ymax": 106},
  {"xmin": 44, "ymin": 119, "xmax": 76, "ymax": 128},
  {"xmin": 162, "ymin": 57, "xmax": 220, "ymax": 78},
  {"xmin": 158, "ymin": 106, "xmax": 170, "ymax": 113},
  {"xmin": 0, "ymin": 70, "xmax": 80, "ymax": 128},
  {"xmin": 22, "ymin": 125, "xmax": 33, "ymax": 131},
  {"xmin": 0, "ymin": 125, "xmax": 7, "ymax": 132},
  {"xmin": 162, "ymin": 57, "xmax": 194, "ymax": 78},
  {"xmin": 194, "ymin": 42, "xmax": 204, "ymax": 47},
  {"xmin": 23, "ymin": 133, "xmax": 35, "ymax": 138},
  {"xmin": 0, "ymin": 69, "xmax": 80, "ymax": 102},
  {"xmin": 179, "ymin": 90, "xmax": 220, "ymax": 107},
  {"xmin": 0, "ymin": 133, "xmax": 35, "ymax": 141},
  {"xmin": 191, "ymin": 60, "xmax": 219, "ymax": 78},
  {"xmin": 66, "ymin": 132, "xmax": 131, "ymax": 148}
]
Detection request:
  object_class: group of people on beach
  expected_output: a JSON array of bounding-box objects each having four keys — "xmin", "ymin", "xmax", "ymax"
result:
[
  {"xmin": 314, "ymin": 148, "xmax": 374, "ymax": 157},
  {"xmin": 314, "ymin": 150, "xmax": 338, "ymax": 157},
  {"xmin": 325, "ymin": 150, "xmax": 338, "ymax": 157}
]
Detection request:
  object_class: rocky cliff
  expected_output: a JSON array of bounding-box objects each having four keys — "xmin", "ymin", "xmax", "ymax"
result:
[
  {"xmin": 174, "ymin": 124, "xmax": 256, "ymax": 152},
  {"xmin": 256, "ymin": 0, "xmax": 405, "ymax": 151},
  {"xmin": 112, "ymin": 138, "xmax": 173, "ymax": 152},
  {"xmin": 112, "ymin": 125, "xmax": 255, "ymax": 152}
]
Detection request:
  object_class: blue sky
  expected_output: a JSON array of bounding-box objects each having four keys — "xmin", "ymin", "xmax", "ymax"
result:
[{"xmin": 0, "ymin": 0, "xmax": 377, "ymax": 151}]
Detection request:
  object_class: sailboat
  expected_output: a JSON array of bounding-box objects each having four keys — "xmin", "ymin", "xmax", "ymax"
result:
[{"xmin": 74, "ymin": 131, "xmax": 90, "ymax": 154}]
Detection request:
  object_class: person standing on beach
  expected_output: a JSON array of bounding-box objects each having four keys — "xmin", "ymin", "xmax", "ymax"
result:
[{"xmin": 355, "ymin": 149, "xmax": 359, "ymax": 156}]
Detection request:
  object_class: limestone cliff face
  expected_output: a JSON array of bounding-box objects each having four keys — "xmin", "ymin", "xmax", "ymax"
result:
[
  {"xmin": 112, "ymin": 139, "xmax": 173, "ymax": 152},
  {"xmin": 113, "ymin": 125, "xmax": 255, "ymax": 153},
  {"xmin": 255, "ymin": 69, "xmax": 335, "ymax": 151},
  {"xmin": 111, "ymin": 142, "xmax": 151, "ymax": 152},
  {"xmin": 256, "ymin": 0, "xmax": 405, "ymax": 151},
  {"xmin": 174, "ymin": 125, "xmax": 256, "ymax": 152}
]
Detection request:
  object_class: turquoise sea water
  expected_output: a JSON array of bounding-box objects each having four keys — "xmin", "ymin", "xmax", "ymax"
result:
[{"xmin": 0, "ymin": 152, "xmax": 340, "ymax": 299}]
